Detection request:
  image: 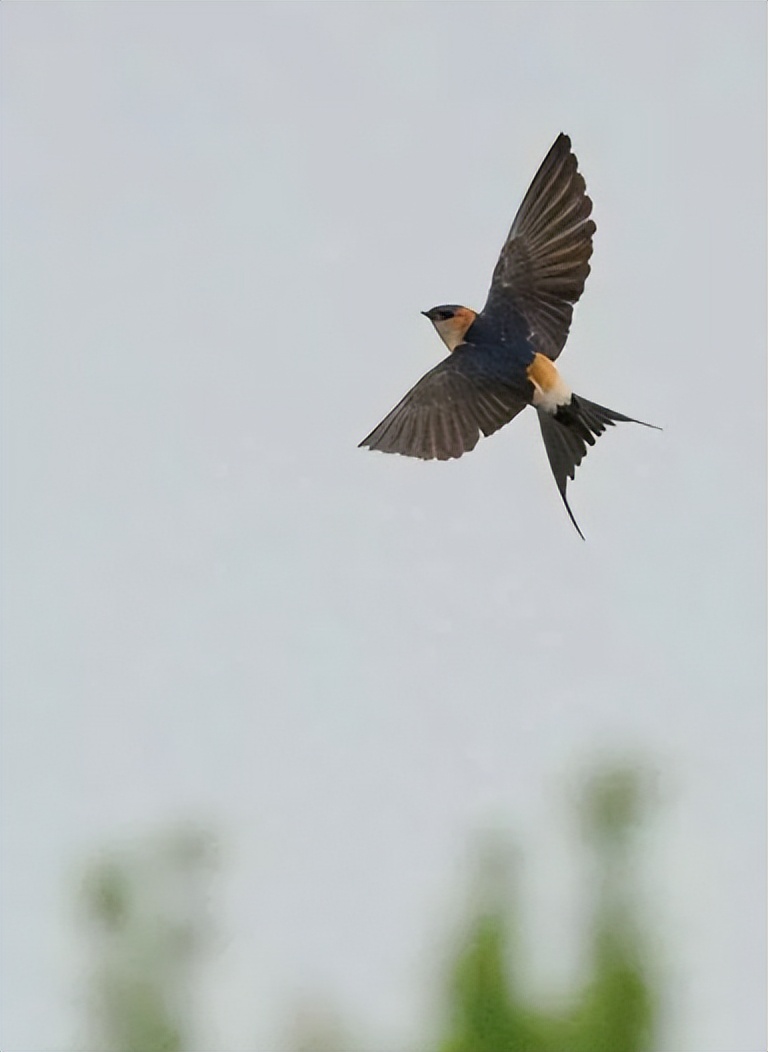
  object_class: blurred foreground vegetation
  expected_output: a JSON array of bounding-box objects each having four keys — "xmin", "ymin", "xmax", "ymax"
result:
[{"xmin": 79, "ymin": 764, "xmax": 658, "ymax": 1051}]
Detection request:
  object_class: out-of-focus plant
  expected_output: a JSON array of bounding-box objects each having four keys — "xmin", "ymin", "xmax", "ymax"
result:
[
  {"xmin": 76, "ymin": 763, "xmax": 658, "ymax": 1052},
  {"xmin": 79, "ymin": 826, "xmax": 216, "ymax": 1052},
  {"xmin": 437, "ymin": 764, "xmax": 656, "ymax": 1052}
]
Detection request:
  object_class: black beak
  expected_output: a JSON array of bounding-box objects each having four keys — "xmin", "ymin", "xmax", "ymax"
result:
[{"xmin": 421, "ymin": 310, "xmax": 430, "ymax": 318}]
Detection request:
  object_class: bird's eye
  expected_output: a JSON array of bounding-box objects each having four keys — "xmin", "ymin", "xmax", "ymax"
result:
[{"xmin": 437, "ymin": 310, "xmax": 454, "ymax": 321}]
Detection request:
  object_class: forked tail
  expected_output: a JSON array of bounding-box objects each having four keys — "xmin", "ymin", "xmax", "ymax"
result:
[{"xmin": 537, "ymin": 395, "xmax": 659, "ymax": 539}]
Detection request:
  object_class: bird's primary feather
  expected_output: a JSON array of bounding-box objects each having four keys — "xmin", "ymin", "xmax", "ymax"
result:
[{"xmin": 480, "ymin": 132, "xmax": 595, "ymax": 361}]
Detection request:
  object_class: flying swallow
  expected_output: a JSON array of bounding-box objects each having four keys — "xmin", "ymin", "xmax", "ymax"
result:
[{"xmin": 359, "ymin": 133, "xmax": 657, "ymax": 538}]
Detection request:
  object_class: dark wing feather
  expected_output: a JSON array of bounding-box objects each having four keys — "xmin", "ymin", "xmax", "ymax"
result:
[
  {"xmin": 480, "ymin": 133, "xmax": 596, "ymax": 361},
  {"xmin": 359, "ymin": 350, "xmax": 526, "ymax": 461}
]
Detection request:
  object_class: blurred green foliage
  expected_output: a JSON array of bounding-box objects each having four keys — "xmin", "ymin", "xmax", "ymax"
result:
[
  {"xmin": 80, "ymin": 828, "xmax": 215, "ymax": 1052},
  {"xmin": 438, "ymin": 766, "xmax": 656, "ymax": 1052},
  {"xmin": 78, "ymin": 764, "xmax": 657, "ymax": 1052}
]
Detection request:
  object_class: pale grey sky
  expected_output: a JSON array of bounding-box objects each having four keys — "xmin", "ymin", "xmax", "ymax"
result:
[{"xmin": 2, "ymin": 3, "xmax": 766, "ymax": 1051}]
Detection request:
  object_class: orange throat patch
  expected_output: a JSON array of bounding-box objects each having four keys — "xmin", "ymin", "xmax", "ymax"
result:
[{"xmin": 434, "ymin": 307, "xmax": 477, "ymax": 352}]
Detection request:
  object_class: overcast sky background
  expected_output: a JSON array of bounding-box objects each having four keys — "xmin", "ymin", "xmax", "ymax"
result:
[{"xmin": 2, "ymin": 4, "xmax": 766, "ymax": 1051}]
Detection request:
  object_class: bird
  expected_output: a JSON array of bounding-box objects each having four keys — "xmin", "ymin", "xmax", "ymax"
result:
[{"xmin": 358, "ymin": 132, "xmax": 657, "ymax": 538}]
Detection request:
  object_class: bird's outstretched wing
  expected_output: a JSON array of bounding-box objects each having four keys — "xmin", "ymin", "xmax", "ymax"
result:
[
  {"xmin": 481, "ymin": 133, "xmax": 595, "ymax": 361},
  {"xmin": 359, "ymin": 348, "xmax": 526, "ymax": 461}
]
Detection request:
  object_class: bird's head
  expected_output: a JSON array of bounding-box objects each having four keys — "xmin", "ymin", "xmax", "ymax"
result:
[{"xmin": 422, "ymin": 305, "xmax": 477, "ymax": 352}]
